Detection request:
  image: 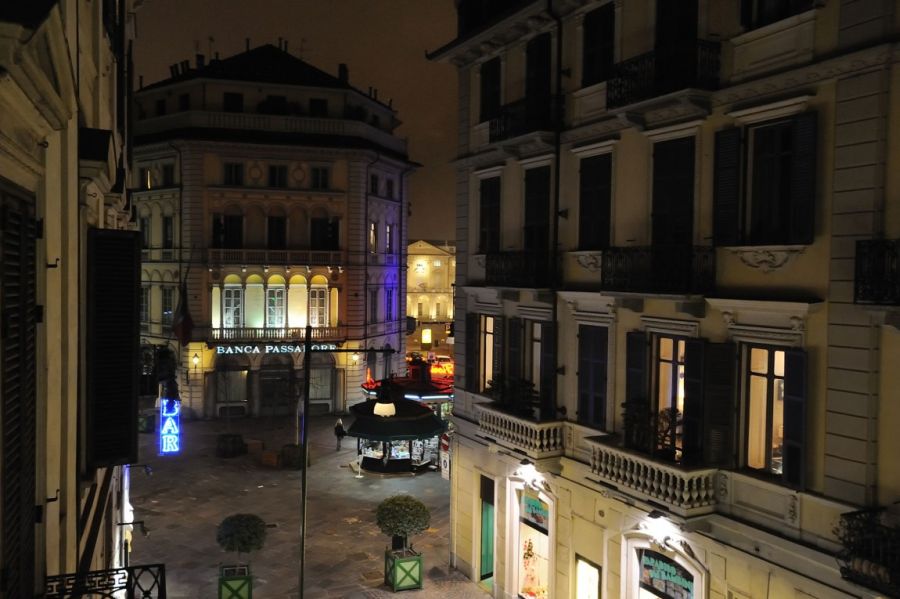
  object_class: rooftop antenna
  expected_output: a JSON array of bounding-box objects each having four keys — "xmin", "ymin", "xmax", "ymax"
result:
[{"xmin": 296, "ymin": 37, "xmax": 308, "ymax": 59}]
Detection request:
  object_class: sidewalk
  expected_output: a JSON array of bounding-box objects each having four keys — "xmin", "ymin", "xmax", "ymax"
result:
[{"xmin": 130, "ymin": 415, "xmax": 487, "ymax": 598}]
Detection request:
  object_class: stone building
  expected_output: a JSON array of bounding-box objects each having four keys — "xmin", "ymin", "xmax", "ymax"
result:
[
  {"xmin": 407, "ymin": 240, "xmax": 456, "ymax": 353},
  {"xmin": 431, "ymin": 0, "xmax": 900, "ymax": 597},
  {"xmin": 133, "ymin": 44, "xmax": 412, "ymax": 418}
]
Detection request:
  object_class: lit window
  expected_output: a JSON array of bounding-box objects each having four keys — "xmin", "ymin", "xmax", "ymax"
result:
[
  {"xmin": 655, "ymin": 335, "xmax": 686, "ymax": 460},
  {"xmin": 575, "ymin": 556, "xmax": 600, "ymax": 599},
  {"xmin": 369, "ymin": 222, "xmax": 377, "ymax": 253},
  {"xmin": 480, "ymin": 315, "xmax": 494, "ymax": 391},
  {"xmin": 433, "ymin": 259, "xmax": 442, "ymax": 267},
  {"xmin": 746, "ymin": 346, "xmax": 785, "ymax": 475},
  {"xmin": 223, "ymin": 287, "xmax": 243, "ymax": 328},
  {"xmin": 310, "ymin": 287, "xmax": 328, "ymax": 327},
  {"xmin": 161, "ymin": 288, "xmax": 174, "ymax": 327},
  {"xmin": 266, "ymin": 287, "xmax": 285, "ymax": 327}
]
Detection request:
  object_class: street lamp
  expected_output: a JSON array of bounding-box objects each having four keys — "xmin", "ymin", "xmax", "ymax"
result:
[{"xmin": 190, "ymin": 353, "xmax": 200, "ymax": 413}]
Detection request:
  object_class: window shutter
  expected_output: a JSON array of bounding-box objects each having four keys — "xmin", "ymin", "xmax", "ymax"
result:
[
  {"xmin": 703, "ymin": 343, "xmax": 737, "ymax": 468},
  {"xmin": 783, "ymin": 348, "xmax": 807, "ymax": 489},
  {"xmin": 682, "ymin": 339, "xmax": 705, "ymax": 464},
  {"xmin": 578, "ymin": 325, "xmax": 608, "ymax": 429},
  {"xmin": 86, "ymin": 228, "xmax": 142, "ymax": 468},
  {"xmin": 465, "ymin": 313, "xmax": 479, "ymax": 392},
  {"xmin": 579, "ymin": 153, "xmax": 612, "ymax": 251},
  {"xmin": 624, "ymin": 331, "xmax": 649, "ymax": 451},
  {"xmin": 492, "ymin": 315, "xmax": 504, "ymax": 386},
  {"xmin": 1, "ymin": 189, "xmax": 37, "ymax": 599},
  {"xmin": 789, "ymin": 111, "xmax": 817, "ymax": 245},
  {"xmin": 740, "ymin": 0, "xmax": 753, "ymax": 28},
  {"xmin": 539, "ymin": 321, "xmax": 556, "ymax": 414},
  {"xmin": 713, "ymin": 127, "xmax": 742, "ymax": 246},
  {"xmin": 507, "ymin": 317, "xmax": 523, "ymax": 381}
]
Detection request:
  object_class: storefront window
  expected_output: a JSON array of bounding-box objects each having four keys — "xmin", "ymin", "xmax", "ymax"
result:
[
  {"xmin": 518, "ymin": 492, "xmax": 550, "ymax": 599},
  {"xmin": 637, "ymin": 549, "xmax": 693, "ymax": 599},
  {"xmin": 576, "ymin": 555, "xmax": 601, "ymax": 599}
]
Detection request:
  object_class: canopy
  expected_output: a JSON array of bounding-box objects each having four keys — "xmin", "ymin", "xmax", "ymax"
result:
[{"xmin": 347, "ymin": 381, "xmax": 447, "ymax": 442}]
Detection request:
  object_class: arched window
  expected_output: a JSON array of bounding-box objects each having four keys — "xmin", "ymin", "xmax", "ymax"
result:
[
  {"xmin": 223, "ymin": 274, "xmax": 243, "ymax": 328},
  {"xmin": 267, "ymin": 274, "xmax": 286, "ymax": 327},
  {"xmin": 309, "ymin": 274, "xmax": 328, "ymax": 327}
]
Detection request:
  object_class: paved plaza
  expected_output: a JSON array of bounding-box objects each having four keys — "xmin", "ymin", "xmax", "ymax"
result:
[{"xmin": 130, "ymin": 414, "xmax": 488, "ymax": 599}]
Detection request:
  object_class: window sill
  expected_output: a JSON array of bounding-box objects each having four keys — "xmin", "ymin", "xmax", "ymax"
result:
[{"xmin": 723, "ymin": 244, "xmax": 807, "ymax": 273}]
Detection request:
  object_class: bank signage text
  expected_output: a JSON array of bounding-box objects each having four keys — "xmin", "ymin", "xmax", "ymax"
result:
[{"xmin": 215, "ymin": 343, "xmax": 338, "ymax": 355}]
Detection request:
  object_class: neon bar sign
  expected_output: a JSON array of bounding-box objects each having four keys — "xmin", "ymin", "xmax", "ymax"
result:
[{"xmin": 159, "ymin": 398, "xmax": 181, "ymax": 455}]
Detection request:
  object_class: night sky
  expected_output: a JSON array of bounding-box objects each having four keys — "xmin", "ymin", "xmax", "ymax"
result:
[{"xmin": 133, "ymin": 0, "xmax": 457, "ymax": 242}]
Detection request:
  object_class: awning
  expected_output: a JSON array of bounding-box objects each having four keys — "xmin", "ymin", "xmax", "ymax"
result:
[{"xmin": 347, "ymin": 382, "xmax": 447, "ymax": 442}]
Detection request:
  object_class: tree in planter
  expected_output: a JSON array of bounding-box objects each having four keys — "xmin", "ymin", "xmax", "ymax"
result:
[
  {"xmin": 487, "ymin": 377, "xmax": 540, "ymax": 418},
  {"xmin": 376, "ymin": 495, "xmax": 431, "ymax": 553},
  {"xmin": 216, "ymin": 513, "xmax": 267, "ymax": 564},
  {"xmin": 653, "ymin": 407, "xmax": 683, "ymax": 462}
]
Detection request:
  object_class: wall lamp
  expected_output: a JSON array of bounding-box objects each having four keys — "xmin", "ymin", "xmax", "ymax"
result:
[
  {"xmin": 192, "ymin": 353, "xmax": 200, "ymax": 367},
  {"xmin": 117, "ymin": 520, "xmax": 151, "ymax": 537}
]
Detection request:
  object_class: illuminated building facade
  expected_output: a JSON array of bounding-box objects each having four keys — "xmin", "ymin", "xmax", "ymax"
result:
[
  {"xmin": 407, "ymin": 240, "xmax": 456, "ymax": 352},
  {"xmin": 432, "ymin": 1, "xmax": 900, "ymax": 597},
  {"xmin": 134, "ymin": 44, "xmax": 411, "ymax": 418},
  {"xmin": 0, "ymin": 1, "xmax": 142, "ymax": 596}
]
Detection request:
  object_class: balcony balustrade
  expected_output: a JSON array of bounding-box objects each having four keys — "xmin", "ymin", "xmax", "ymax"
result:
[
  {"xmin": 46, "ymin": 563, "xmax": 166, "ymax": 598},
  {"xmin": 475, "ymin": 402, "xmax": 564, "ymax": 460},
  {"xmin": 837, "ymin": 508, "xmax": 900, "ymax": 596},
  {"xmin": 587, "ymin": 438, "xmax": 718, "ymax": 517},
  {"xmin": 206, "ymin": 325, "xmax": 344, "ymax": 343},
  {"xmin": 854, "ymin": 239, "xmax": 900, "ymax": 305},
  {"xmin": 488, "ymin": 98, "xmax": 554, "ymax": 142},
  {"xmin": 600, "ymin": 245, "xmax": 714, "ymax": 295},
  {"xmin": 607, "ymin": 40, "xmax": 720, "ymax": 109},
  {"xmin": 485, "ymin": 250, "xmax": 550, "ymax": 288},
  {"xmin": 207, "ymin": 248, "xmax": 343, "ymax": 267}
]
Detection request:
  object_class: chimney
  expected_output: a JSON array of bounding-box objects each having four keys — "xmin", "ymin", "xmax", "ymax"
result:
[
  {"xmin": 215, "ymin": 51, "xmax": 220, "ymax": 60},
  {"xmin": 277, "ymin": 37, "xmax": 282, "ymax": 49},
  {"xmin": 196, "ymin": 53, "xmax": 205, "ymax": 68},
  {"xmin": 284, "ymin": 39, "xmax": 289, "ymax": 52},
  {"xmin": 180, "ymin": 60, "xmax": 190, "ymax": 73},
  {"xmin": 245, "ymin": 38, "xmax": 250, "ymax": 51},
  {"xmin": 373, "ymin": 88, "xmax": 378, "ymax": 100},
  {"xmin": 338, "ymin": 63, "xmax": 349, "ymax": 83},
  {"xmin": 169, "ymin": 64, "xmax": 179, "ymax": 77},
  {"xmin": 139, "ymin": 75, "xmax": 144, "ymax": 89}
]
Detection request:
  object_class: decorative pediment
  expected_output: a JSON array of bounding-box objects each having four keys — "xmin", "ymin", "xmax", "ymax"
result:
[
  {"xmin": 706, "ymin": 297, "xmax": 822, "ymax": 346},
  {"xmin": 727, "ymin": 245, "xmax": 806, "ymax": 273}
]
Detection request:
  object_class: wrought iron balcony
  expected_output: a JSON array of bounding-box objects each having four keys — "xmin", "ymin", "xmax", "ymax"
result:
[
  {"xmin": 488, "ymin": 98, "xmax": 554, "ymax": 142},
  {"xmin": 46, "ymin": 563, "xmax": 166, "ymax": 598},
  {"xmin": 607, "ymin": 40, "xmax": 720, "ymax": 109},
  {"xmin": 207, "ymin": 248, "xmax": 344, "ymax": 266},
  {"xmin": 485, "ymin": 250, "xmax": 550, "ymax": 288},
  {"xmin": 837, "ymin": 508, "xmax": 900, "ymax": 596},
  {"xmin": 475, "ymin": 402, "xmax": 564, "ymax": 460},
  {"xmin": 587, "ymin": 437, "xmax": 718, "ymax": 518},
  {"xmin": 600, "ymin": 245, "xmax": 714, "ymax": 295},
  {"xmin": 207, "ymin": 325, "xmax": 344, "ymax": 343},
  {"xmin": 854, "ymin": 239, "xmax": 900, "ymax": 305}
]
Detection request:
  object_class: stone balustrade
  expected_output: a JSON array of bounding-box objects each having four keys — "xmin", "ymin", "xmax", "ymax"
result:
[{"xmin": 475, "ymin": 403, "xmax": 564, "ymax": 460}]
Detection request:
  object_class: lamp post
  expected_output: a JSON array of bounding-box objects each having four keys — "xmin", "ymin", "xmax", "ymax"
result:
[{"xmin": 191, "ymin": 352, "xmax": 199, "ymax": 412}]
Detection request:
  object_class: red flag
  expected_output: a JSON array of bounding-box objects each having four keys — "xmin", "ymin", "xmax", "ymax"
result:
[{"xmin": 172, "ymin": 283, "xmax": 193, "ymax": 346}]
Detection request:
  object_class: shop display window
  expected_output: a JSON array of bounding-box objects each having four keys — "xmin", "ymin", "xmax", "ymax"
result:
[
  {"xmin": 576, "ymin": 555, "xmax": 601, "ymax": 599},
  {"xmin": 389, "ymin": 442, "xmax": 410, "ymax": 460},
  {"xmin": 361, "ymin": 440, "xmax": 383, "ymax": 460},
  {"xmin": 637, "ymin": 549, "xmax": 693, "ymax": 599},
  {"xmin": 517, "ymin": 492, "xmax": 549, "ymax": 599}
]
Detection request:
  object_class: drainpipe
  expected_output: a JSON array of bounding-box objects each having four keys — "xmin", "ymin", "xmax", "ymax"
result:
[{"xmin": 547, "ymin": 0, "xmax": 564, "ymax": 420}]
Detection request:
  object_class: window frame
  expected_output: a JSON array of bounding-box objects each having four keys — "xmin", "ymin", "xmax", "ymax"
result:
[
  {"xmin": 224, "ymin": 162, "xmax": 244, "ymax": 186},
  {"xmin": 223, "ymin": 286, "xmax": 243, "ymax": 328},
  {"xmin": 268, "ymin": 164, "xmax": 288, "ymax": 188},
  {"xmin": 651, "ymin": 333, "xmax": 688, "ymax": 460},
  {"xmin": 478, "ymin": 176, "xmax": 501, "ymax": 254},
  {"xmin": 581, "ymin": 3, "xmax": 615, "ymax": 88},
  {"xmin": 742, "ymin": 343, "xmax": 786, "ymax": 477},
  {"xmin": 310, "ymin": 166, "xmax": 330, "ymax": 190},
  {"xmin": 266, "ymin": 286, "xmax": 286, "ymax": 327},
  {"xmin": 161, "ymin": 287, "xmax": 174, "ymax": 327},
  {"xmin": 479, "ymin": 315, "xmax": 495, "ymax": 392},
  {"xmin": 310, "ymin": 286, "xmax": 328, "ymax": 327}
]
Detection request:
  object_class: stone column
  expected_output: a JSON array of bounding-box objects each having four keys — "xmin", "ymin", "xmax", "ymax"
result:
[
  {"xmin": 247, "ymin": 368, "xmax": 262, "ymax": 417},
  {"xmin": 204, "ymin": 370, "xmax": 217, "ymax": 419}
]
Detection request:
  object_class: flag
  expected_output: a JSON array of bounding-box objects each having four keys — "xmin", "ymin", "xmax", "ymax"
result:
[{"xmin": 172, "ymin": 283, "xmax": 193, "ymax": 347}]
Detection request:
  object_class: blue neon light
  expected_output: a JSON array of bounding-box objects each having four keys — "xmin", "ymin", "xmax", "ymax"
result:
[{"xmin": 159, "ymin": 398, "xmax": 181, "ymax": 455}]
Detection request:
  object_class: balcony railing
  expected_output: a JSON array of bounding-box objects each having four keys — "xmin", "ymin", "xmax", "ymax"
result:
[
  {"xmin": 489, "ymin": 98, "xmax": 554, "ymax": 142},
  {"xmin": 607, "ymin": 40, "xmax": 720, "ymax": 109},
  {"xmin": 475, "ymin": 403, "xmax": 564, "ymax": 460},
  {"xmin": 485, "ymin": 251, "xmax": 550, "ymax": 288},
  {"xmin": 588, "ymin": 438, "xmax": 718, "ymax": 517},
  {"xmin": 207, "ymin": 325, "xmax": 344, "ymax": 342},
  {"xmin": 854, "ymin": 239, "xmax": 900, "ymax": 305},
  {"xmin": 46, "ymin": 563, "xmax": 166, "ymax": 598},
  {"xmin": 207, "ymin": 248, "xmax": 344, "ymax": 266},
  {"xmin": 600, "ymin": 245, "xmax": 714, "ymax": 295},
  {"xmin": 837, "ymin": 508, "xmax": 900, "ymax": 596}
]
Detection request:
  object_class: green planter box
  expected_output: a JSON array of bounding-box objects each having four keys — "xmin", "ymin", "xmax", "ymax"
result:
[
  {"xmin": 384, "ymin": 548, "xmax": 423, "ymax": 591},
  {"xmin": 219, "ymin": 565, "xmax": 252, "ymax": 599}
]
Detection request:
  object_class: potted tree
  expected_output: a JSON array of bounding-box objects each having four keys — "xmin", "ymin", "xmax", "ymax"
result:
[
  {"xmin": 216, "ymin": 513, "xmax": 267, "ymax": 598},
  {"xmin": 376, "ymin": 495, "xmax": 431, "ymax": 591}
]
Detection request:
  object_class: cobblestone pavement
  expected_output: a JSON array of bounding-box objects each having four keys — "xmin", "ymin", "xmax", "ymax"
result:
[{"xmin": 130, "ymin": 415, "xmax": 488, "ymax": 599}]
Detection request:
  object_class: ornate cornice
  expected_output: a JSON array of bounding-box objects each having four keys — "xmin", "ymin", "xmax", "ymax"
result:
[{"xmin": 727, "ymin": 245, "xmax": 806, "ymax": 273}]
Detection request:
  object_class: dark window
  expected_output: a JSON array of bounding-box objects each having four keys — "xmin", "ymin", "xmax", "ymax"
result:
[
  {"xmin": 479, "ymin": 177, "xmax": 501, "ymax": 253},
  {"xmin": 162, "ymin": 216, "xmax": 174, "ymax": 249},
  {"xmin": 138, "ymin": 167, "xmax": 151, "ymax": 189},
  {"xmin": 178, "ymin": 93, "xmax": 190, "ymax": 111},
  {"xmin": 385, "ymin": 288, "xmax": 394, "ymax": 321},
  {"xmin": 224, "ymin": 163, "xmax": 244, "ymax": 186},
  {"xmin": 480, "ymin": 57, "xmax": 501, "ymax": 122},
  {"xmin": 223, "ymin": 214, "xmax": 243, "ymax": 248},
  {"xmin": 465, "ymin": 313, "xmax": 480, "ymax": 392},
  {"xmin": 155, "ymin": 98, "xmax": 166, "ymax": 116},
  {"xmin": 741, "ymin": 0, "xmax": 813, "ymax": 30},
  {"xmin": 385, "ymin": 224, "xmax": 393, "ymax": 254},
  {"xmin": 139, "ymin": 216, "xmax": 150, "ymax": 248},
  {"xmin": 311, "ymin": 167, "xmax": 330, "ymax": 190},
  {"xmin": 161, "ymin": 287, "xmax": 174, "ymax": 327},
  {"xmin": 223, "ymin": 92, "xmax": 244, "ymax": 113},
  {"xmin": 162, "ymin": 164, "xmax": 175, "ymax": 187},
  {"xmin": 310, "ymin": 217, "xmax": 339, "ymax": 250},
  {"xmin": 582, "ymin": 4, "xmax": 615, "ymax": 86},
  {"xmin": 386, "ymin": 179, "xmax": 395, "ymax": 199},
  {"xmin": 577, "ymin": 325, "xmax": 608, "ymax": 429},
  {"xmin": 370, "ymin": 174, "xmax": 380, "ymax": 195},
  {"xmin": 523, "ymin": 166, "xmax": 551, "ymax": 253},
  {"xmin": 525, "ymin": 33, "xmax": 552, "ymax": 120},
  {"xmin": 369, "ymin": 289, "xmax": 378, "ymax": 324},
  {"xmin": 261, "ymin": 94, "xmax": 287, "ymax": 114},
  {"xmin": 309, "ymin": 98, "xmax": 328, "ymax": 117},
  {"xmin": 268, "ymin": 216, "xmax": 287, "ymax": 249},
  {"xmin": 578, "ymin": 153, "xmax": 612, "ymax": 250},
  {"xmin": 713, "ymin": 112, "xmax": 817, "ymax": 246},
  {"xmin": 211, "ymin": 213, "xmax": 224, "ymax": 247},
  {"xmin": 268, "ymin": 165, "xmax": 288, "ymax": 188},
  {"xmin": 140, "ymin": 287, "xmax": 149, "ymax": 323},
  {"xmin": 652, "ymin": 137, "xmax": 695, "ymax": 246}
]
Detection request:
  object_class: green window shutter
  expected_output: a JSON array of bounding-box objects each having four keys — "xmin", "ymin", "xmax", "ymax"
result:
[
  {"xmin": 507, "ymin": 317, "xmax": 523, "ymax": 381},
  {"xmin": 87, "ymin": 228, "xmax": 142, "ymax": 468},
  {"xmin": 789, "ymin": 111, "xmax": 817, "ymax": 245},
  {"xmin": 703, "ymin": 343, "xmax": 737, "ymax": 468},
  {"xmin": 624, "ymin": 331, "xmax": 649, "ymax": 451},
  {"xmin": 783, "ymin": 348, "xmax": 808, "ymax": 489},
  {"xmin": 465, "ymin": 313, "xmax": 479, "ymax": 392},
  {"xmin": 713, "ymin": 127, "xmax": 743, "ymax": 246},
  {"xmin": 682, "ymin": 339, "xmax": 705, "ymax": 464}
]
